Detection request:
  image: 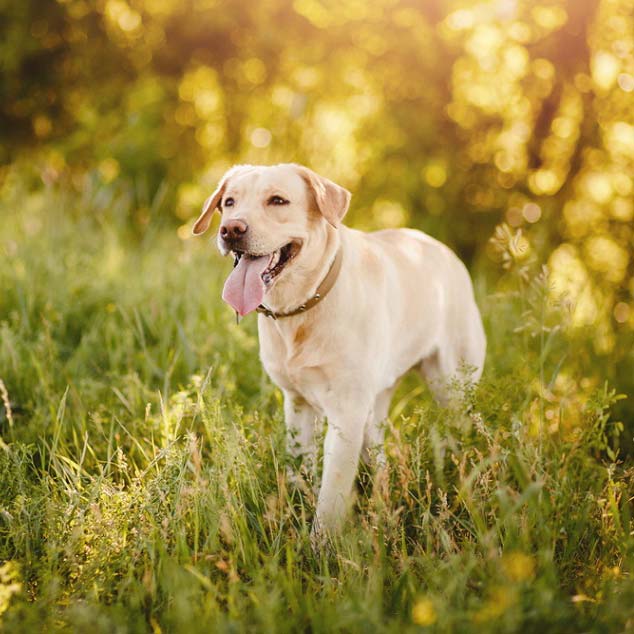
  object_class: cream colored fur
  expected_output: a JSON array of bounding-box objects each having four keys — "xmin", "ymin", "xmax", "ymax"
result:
[{"xmin": 193, "ymin": 163, "xmax": 486, "ymax": 540}]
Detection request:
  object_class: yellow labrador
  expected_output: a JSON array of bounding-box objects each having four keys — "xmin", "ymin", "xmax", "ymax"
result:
[{"xmin": 193, "ymin": 163, "xmax": 486, "ymax": 538}]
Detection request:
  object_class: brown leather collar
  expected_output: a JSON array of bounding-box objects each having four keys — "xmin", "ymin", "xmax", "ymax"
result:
[{"xmin": 256, "ymin": 247, "xmax": 343, "ymax": 320}]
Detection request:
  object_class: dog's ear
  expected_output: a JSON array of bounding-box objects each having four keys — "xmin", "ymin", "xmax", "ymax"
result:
[
  {"xmin": 192, "ymin": 165, "xmax": 253, "ymax": 236},
  {"xmin": 295, "ymin": 165, "xmax": 351, "ymax": 228},
  {"xmin": 192, "ymin": 189, "xmax": 221, "ymax": 236}
]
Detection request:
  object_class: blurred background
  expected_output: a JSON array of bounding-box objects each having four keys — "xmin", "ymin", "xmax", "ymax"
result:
[{"xmin": 1, "ymin": 0, "xmax": 633, "ymax": 430}]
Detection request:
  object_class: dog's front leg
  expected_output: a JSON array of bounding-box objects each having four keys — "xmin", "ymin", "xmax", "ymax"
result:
[
  {"xmin": 284, "ymin": 391, "xmax": 320, "ymax": 486},
  {"xmin": 313, "ymin": 401, "xmax": 369, "ymax": 539}
]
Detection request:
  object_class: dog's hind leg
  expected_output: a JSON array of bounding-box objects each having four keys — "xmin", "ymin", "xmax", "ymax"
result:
[
  {"xmin": 419, "ymin": 348, "xmax": 456, "ymax": 406},
  {"xmin": 361, "ymin": 386, "xmax": 395, "ymax": 469},
  {"xmin": 419, "ymin": 339, "xmax": 485, "ymax": 407}
]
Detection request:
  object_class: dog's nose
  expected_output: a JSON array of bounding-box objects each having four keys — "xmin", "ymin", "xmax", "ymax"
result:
[{"xmin": 220, "ymin": 219, "xmax": 248, "ymax": 242}]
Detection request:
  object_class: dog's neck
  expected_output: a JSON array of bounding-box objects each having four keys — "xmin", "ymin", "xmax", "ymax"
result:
[{"xmin": 262, "ymin": 222, "xmax": 341, "ymax": 315}]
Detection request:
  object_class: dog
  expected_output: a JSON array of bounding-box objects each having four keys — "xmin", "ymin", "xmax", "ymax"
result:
[{"xmin": 192, "ymin": 163, "xmax": 486, "ymax": 539}]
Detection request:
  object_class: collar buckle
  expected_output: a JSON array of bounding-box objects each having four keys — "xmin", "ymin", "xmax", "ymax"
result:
[{"xmin": 256, "ymin": 305, "xmax": 277, "ymax": 320}]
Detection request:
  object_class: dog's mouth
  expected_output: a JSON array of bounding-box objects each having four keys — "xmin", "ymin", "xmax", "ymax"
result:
[
  {"xmin": 232, "ymin": 240, "xmax": 302, "ymax": 286},
  {"xmin": 223, "ymin": 240, "xmax": 302, "ymax": 316}
]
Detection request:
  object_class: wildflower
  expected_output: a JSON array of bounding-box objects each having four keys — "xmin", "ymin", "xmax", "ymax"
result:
[
  {"xmin": 502, "ymin": 551, "xmax": 536, "ymax": 582},
  {"xmin": 0, "ymin": 561, "xmax": 22, "ymax": 616},
  {"xmin": 412, "ymin": 597, "xmax": 437, "ymax": 626},
  {"xmin": 572, "ymin": 593, "xmax": 596, "ymax": 603},
  {"xmin": 474, "ymin": 586, "xmax": 518, "ymax": 622}
]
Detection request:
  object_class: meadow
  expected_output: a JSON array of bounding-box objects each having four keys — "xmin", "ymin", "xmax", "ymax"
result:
[
  {"xmin": 0, "ymin": 173, "xmax": 632, "ymax": 633},
  {"xmin": 2, "ymin": 1, "xmax": 634, "ymax": 628}
]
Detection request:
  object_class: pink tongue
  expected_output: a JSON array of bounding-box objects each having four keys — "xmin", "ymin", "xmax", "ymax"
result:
[{"xmin": 222, "ymin": 255, "xmax": 270, "ymax": 316}]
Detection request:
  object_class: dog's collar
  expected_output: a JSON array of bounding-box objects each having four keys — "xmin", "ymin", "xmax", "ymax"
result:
[{"xmin": 256, "ymin": 247, "xmax": 343, "ymax": 320}]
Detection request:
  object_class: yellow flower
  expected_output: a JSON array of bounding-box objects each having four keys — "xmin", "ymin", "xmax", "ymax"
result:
[
  {"xmin": 502, "ymin": 551, "xmax": 536, "ymax": 582},
  {"xmin": 412, "ymin": 597, "xmax": 437, "ymax": 626},
  {"xmin": 0, "ymin": 561, "xmax": 22, "ymax": 616},
  {"xmin": 474, "ymin": 586, "xmax": 518, "ymax": 623}
]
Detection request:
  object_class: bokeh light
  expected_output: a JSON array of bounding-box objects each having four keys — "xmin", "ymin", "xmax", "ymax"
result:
[{"xmin": 1, "ymin": 0, "xmax": 634, "ymax": 376}]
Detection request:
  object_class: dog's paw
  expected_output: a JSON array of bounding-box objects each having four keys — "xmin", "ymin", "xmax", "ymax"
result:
[
  {"xmin": 310, "ymin": 515, "xmax": 342, "ymax": 556},
  {"xmin": 309, "ymin": 519, "xmax": 328, "ymax": 553}
]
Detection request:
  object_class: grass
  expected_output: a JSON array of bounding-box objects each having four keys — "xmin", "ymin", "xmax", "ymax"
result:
[{"xmin": 0, "ymin": 175, "xmax": 633, "ymax": 633}]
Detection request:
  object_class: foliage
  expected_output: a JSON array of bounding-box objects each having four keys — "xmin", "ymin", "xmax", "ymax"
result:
[{"xmin": 0, "ymin": 178, "xmax": 633, "ymax": 632}]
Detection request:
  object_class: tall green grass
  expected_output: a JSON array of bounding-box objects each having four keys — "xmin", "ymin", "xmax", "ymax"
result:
[{"xmin": 0, "ymin": 177, "xmax": 632, "ymax": 633}]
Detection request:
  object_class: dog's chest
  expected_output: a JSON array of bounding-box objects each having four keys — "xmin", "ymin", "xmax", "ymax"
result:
[{"xmin": 258, "ymin": 320, "xmax": 330, "ymax": 397}]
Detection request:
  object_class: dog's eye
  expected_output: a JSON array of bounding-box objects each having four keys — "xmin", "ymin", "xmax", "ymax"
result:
[
  {"xmin": 268, "ymin": 195, "xmax": 289, "ymax": 206},
  {"xmin": 224, "ymin": 197, "xmax": 235, "ymax": 207}
]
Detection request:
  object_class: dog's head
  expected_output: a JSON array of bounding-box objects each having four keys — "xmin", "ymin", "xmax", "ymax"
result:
[{"xmin": 192, "ymin": 163, "xmax": 350, "ymax": 315}]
